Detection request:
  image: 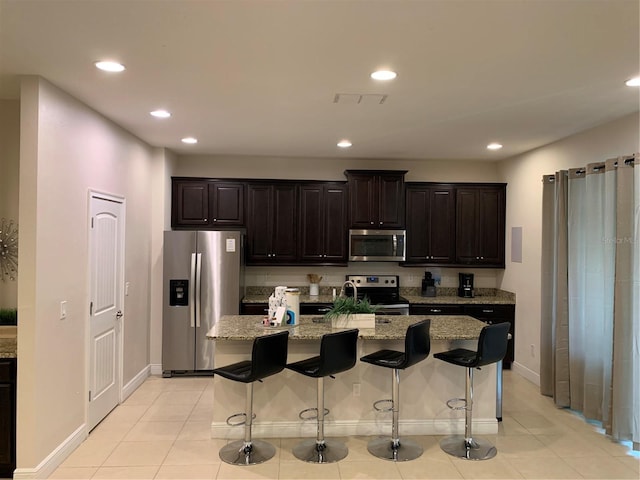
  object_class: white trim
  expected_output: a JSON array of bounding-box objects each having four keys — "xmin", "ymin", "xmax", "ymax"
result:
[
  {"xmin": 210, "ymin": 418, "xmax": 499, "ymax": 440},
  {"xmin": 149, "ymin": 363, "xmax": 163, "ymax": 376},
  {"xmin": 121, "ymin": 365, "xmax": 150, "ymax": 402},
  {"xmin": 512, "ymin": 361, "xmax": 540, "ymax": 386},
  {"xmin": 12, "ymin": 424, "xmax": 87, "ymax": 479}
]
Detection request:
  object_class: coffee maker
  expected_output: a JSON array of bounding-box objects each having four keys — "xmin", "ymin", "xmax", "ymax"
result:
[{"xmin": 458, "ymin": 273, "xmax": 474, "ymax": 298}]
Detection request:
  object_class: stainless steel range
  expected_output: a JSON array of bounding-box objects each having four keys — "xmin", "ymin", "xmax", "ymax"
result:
[{"xmin": 344, "ymin": 275, "xmax": 410, "ymax": 315}]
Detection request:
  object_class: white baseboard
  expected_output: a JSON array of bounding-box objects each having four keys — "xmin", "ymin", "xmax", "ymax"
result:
[
  {"xmin": 12, "ymin": 424, "xmax": 87, "ymax": 479},
  {"xmin": 122, "ymin": 364, "xmax": 151, "ymax": 402},
  {"xmin": 149, "ymin": 363, "xmax": 163, "ymax": 376},
  {"xmin": 512, "ymin": 361, "xmax": 540, "ymax": 386},
  {"xmin": 211, "ymin": 418, "xmax": 498, "ymax": 440}
]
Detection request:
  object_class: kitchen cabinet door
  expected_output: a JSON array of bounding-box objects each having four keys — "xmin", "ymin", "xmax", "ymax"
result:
[
  {"xmin": 346, "ymin": 170, "xmax": 406, "ymax": 229},
  {"xmin": 209, "ymin": 182, "xmax": 244, "ymax": 226},
  {"xmin": 246, "ymin": 183, "xmax": 297, "ymax": 264},
  {"xmin": 0, "ymin": 359, "xmax": 15, "ymax": 478},
  {"xmin": 299, "ymin": 183, "xmax": 347, "ymax": 264},
  {"xmin": 172, "ymin": 179, "xmax": 210, "ymax": 228},
  {"xmin": 455, "ymin": 185, "xmax": 505, "ymax": 267},
  {"xmin": 406, "ymin": 184, "xmax": 455, "ymax": 264}
]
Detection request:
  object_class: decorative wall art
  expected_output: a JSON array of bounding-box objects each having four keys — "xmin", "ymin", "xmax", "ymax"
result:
[{"xmin": 0, "ymin": 218, "xmax": 18, "ymax": 282}]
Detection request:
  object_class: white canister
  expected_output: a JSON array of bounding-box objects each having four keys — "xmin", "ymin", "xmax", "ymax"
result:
[
  {"xmin": 309, "ymin": 283, "xmax": 319, "ymax": 296},
  {"xmin": 284, "ymin": 288, "xmax": 300, "ymax": 325}
]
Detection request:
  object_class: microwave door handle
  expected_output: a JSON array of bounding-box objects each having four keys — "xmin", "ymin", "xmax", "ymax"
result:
[{"xmin": 392, "ymin": 234, "xmax": 397, "ymax": 256}]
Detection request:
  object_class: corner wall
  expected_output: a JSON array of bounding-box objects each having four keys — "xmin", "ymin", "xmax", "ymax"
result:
[
  {"xmin": 0, "ymin": 100, "xmax": 20, "ymax": 308},
  {"xmin": 16, "ymin": 77, "xmax": 158, "ymax": 475},
  {"xmin": 497, "ymin": 112, "xmax": 640, "ymax": 384}
]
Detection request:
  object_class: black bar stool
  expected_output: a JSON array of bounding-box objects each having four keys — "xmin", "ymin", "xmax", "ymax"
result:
[
  {"xmin": 286, "ymin": 328, "xmax": 359, "ymax": 463},
  {"xmin": 212, "ymin": 330, "xmax": 289, "ymax": 465},
  {"xmin": 360, "ymin": 319, "xmax": 430, "ymax": 461},
  {"xmin": 434, "ymin": 322, "xmax": 509, "ymax": 461}
]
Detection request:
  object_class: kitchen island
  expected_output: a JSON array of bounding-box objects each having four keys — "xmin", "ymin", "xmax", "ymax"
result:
[{"xmin": 207, "ymin": 315, "xmax": 498, "ymax": 440}]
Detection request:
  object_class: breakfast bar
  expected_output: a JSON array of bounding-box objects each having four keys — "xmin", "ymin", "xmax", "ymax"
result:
[{"xmin": 207, "ymin": 315, "xmax": 498, "ymax": 440}]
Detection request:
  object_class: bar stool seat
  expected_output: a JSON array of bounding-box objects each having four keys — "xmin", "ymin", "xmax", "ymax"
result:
[
  {"xmin": 212, "ymin": 330, "xmax": 289, "ymax": 465},
  {"xmin": 360, "ymin": 319, "xmax": 430, "ymax": 462},
  {"xmin": 286, "ymin": 328, "xmax": 359, "ymax": 463},
  {"xmin": 434, "ymin": 322, "xmax": 510, "ymax": 461}
]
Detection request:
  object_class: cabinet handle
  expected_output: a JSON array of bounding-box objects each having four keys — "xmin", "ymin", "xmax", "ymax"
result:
[
  {"xmin": 430, "ymin": 309, "xmax": 442, "ymax": 313},
  {"xmin": 379, "ymin": 221, "xmax": 383, "ymax": 225},
  {"xmin": 213, "ymin": 218, "xmax": 217, "ymax": 222},
  {"xmin": 203, "ymin": 218, "xmax": 207, "ymax": 222},
  {"xmin": 482, "ymin": 309, "xmax": 494, "ymax": 313},
  {"xmin": 370, "ymin": 221, "xmax": 374, "ymax": 225}
]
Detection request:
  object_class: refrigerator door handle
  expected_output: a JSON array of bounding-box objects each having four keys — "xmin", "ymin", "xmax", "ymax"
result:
[
  {"xmin": 195, "ymin": 253, "xmax": 202, "ymax": 327},
  {"xmin": 190, "ymin": 253, "xmax": 197, "ymax": 328}
]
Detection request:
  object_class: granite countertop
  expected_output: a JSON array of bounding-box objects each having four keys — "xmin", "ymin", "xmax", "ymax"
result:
[
  {"xmin": 207, "ymin": 314, "xmax": 486, "ymax": 341},
  {"xmin": 242, "ymin": 287, "xmax": 515, "ymax": 306},
  {"xmin": 0, "ymin": 326, "xmax": 17, "ymax": 358}
]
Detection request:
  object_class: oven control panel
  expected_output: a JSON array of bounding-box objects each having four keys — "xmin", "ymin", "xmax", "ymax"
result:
[{"xmin": 346, "ymin": 275, "xmax": 398, "ymax": 288}]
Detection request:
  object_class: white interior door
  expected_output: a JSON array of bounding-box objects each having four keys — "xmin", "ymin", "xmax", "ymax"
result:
[{"xmin": 88, "ymin": 193, "xmax": 124, "ymax": 431}]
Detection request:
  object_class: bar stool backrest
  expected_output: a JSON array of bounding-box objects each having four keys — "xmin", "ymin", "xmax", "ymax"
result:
[
  {"xmin": 249, "ymin": 330, "xmax": 290, "ymax": 381},
  {"xmin": 475, "ymin": 322, "xmax": 510, "ymax": 368},
  {"xmin": 318, "ymin": 328, "xmax": 359, "ymax": 376},
  {"xmin": 402, "ymin": 319, "xmax": 431, "ymax": 369}
]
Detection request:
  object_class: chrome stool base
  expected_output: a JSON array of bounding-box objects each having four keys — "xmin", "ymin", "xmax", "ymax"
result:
[
  {"xmin": 219, "ymin": 439, "xmax": 276, "ymax": 465},
  {"xmin": 440, "ymin": 435, "xmax": 497, "ymax": 461},
  {"xmin": 293, "ymin": 439, "xmax": 348, "ymax": 463},
  {"xmin": 367, "ymin": 437, "xmax": 423, "ymax": 462}
]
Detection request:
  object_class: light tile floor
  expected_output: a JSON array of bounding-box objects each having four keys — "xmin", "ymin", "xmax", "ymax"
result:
[{"xmin": 49, "ymin": 371, "xmax": 639, "ymax": 479}]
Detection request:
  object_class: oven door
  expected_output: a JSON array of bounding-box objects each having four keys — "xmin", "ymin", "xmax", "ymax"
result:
[{"xmin": 374, "ymin": 304, "xmax": 410, "ymax": 316}]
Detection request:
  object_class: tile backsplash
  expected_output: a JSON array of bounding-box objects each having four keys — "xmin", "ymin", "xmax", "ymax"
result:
[{"xmin": 245, "ymin": 264, "xmax": 502, "ymax": 290}]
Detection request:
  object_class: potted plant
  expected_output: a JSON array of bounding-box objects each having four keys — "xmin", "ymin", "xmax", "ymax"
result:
[{"xmin": 324, "ymin": 296, "xmax": 378, "ymax": 328}]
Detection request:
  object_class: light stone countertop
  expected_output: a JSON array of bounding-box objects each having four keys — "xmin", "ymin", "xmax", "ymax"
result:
[
  {"xmin": 207, "ymin": 314, "xmax": 486, "ymax": 341},
  {"xmin": 242, "ymin": 288, "xmax": 515, "ymax": 306},
  {"xmin": 0, "ymin": 326, "xmax": 17, "ymax": 358}
]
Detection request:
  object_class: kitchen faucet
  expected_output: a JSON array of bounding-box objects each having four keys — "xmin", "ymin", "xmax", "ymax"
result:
[{"xmin": 339, "ymin": 280, "xmax": 358, "ymax": 301}]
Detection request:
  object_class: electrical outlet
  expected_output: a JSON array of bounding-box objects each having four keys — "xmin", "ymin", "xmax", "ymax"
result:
[{"xmin": 353, "ymin": 383, "xmax": 361, "ymax": 397}]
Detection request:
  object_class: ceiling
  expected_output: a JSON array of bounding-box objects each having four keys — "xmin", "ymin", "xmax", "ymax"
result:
[{"xmin": 1, "ymin": 0, "xmax": 638, "ymax": 161}]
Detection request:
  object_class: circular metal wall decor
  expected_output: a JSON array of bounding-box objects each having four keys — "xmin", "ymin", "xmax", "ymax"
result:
[{"xmin": 0, "ymin": 218, "xmax": 18, "ymax": 282}]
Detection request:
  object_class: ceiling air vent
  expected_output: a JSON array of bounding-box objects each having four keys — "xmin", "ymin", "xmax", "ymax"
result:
[{"xmin": 333, "ymin": 93, "xmax": 388, "ymax": 105}]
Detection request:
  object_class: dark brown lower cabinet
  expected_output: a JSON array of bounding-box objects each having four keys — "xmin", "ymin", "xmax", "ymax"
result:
[{"xmin": 0, "ymin": 358, "xmax": 16, "ymax": 478}]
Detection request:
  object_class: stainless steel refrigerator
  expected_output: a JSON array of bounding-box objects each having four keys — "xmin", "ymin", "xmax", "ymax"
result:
[{"xmin": 162, "ymin": 230, "xmax": 244, "ymax": 377}]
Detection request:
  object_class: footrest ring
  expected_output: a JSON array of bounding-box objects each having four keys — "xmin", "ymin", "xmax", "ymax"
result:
[
  {"xmin": 226, "ymin": 412, "xmax": 257, "ymax": 426},
  {"xmin": 373, "ymin": 399, "xmax": 393, "ymax": 412},
  {"xmin": 298, "ymin": 407, "xmax": 330, "ymax": 421},
  {"xmin": 445, "ymin": 398, "xmax": 467, "ymax": 411}
]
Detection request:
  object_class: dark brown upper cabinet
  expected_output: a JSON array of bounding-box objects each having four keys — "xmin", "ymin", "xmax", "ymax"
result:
[
  {"xmin": 246, "ymin": 182, "xmax": 297, "ymax": 265},
  {"xmin": 455, "ymin": 184, "xmax": 506, "ymax": 267},
  {"xmin": 345, "ymin": 170, "xmax": 407, "ymax": 229},
  {"xmin": 171, "ymin": 178, "xmax": 244, "ymax": 229},
  {"xmin": 298, "ymin": 183, "xmax": 348, "ymax": 264},
  {"xmin": 405, "ymin": 184, "xmax": 456, "ymax": 264}
]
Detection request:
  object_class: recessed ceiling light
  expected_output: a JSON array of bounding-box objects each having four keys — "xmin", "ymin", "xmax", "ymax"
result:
[
  {"xmin": 487, "ymin": 143, "xmax": 503, "ymax": 150},
  {"xmin": 150, "ymin": 109, "xmax": 171, "ymax": 118},
  {"xmin": 181, "ymin": 137, "xmax": 198, "ymax": 144},
  {"xmin": 337, "ymin": 139, "xmax": 352, "ymax": 148},
  {"xmin": 625, "ymin": 76, "xmax": 640, "ymax": 87},
  {"xmin": 371, "ymin": 70, "xmax": 397, "ymax": 81},
  {"xmin": 94, "ymin": 61, "xmax": 125, "ymax": 72}
]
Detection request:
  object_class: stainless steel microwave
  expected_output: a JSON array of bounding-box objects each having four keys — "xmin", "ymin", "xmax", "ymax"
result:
[{"xmin": 349, "ymin": 229, "xmax": 406, "ymax": 262}]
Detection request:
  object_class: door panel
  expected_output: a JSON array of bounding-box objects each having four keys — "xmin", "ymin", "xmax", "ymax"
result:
[
  {"xmin": 162, "ymin": 231, "xmax": 197, "ymax": 373},
  {"xmin": 88, "ymin": 195, "xmax": 124, "ymax": 431}
]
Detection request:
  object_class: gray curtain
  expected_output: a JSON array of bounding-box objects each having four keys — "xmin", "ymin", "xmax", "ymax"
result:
[{"xmin": 541, "ymin": 155, "xmax": 639, "ymax": 450}]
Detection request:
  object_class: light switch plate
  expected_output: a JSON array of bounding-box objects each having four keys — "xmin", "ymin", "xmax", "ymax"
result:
[{"xmin": 60, "ymin": 301, "xmax": 68, "ymax": 320}]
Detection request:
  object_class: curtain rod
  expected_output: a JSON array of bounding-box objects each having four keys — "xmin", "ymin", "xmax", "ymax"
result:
[{"xmin": 542, "ymin": 154, "xmax": 636, "ymax": 182}]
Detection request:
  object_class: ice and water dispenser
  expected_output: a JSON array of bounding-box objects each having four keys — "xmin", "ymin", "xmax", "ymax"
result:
[{"xmin": 169, "ymin": 279, "xmax": 189, "ymax": 306}]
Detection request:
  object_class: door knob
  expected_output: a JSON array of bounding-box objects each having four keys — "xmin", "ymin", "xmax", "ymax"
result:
[{"xmin": 116, "ymin": 310, "xmax": 123, "ymax": 319}]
